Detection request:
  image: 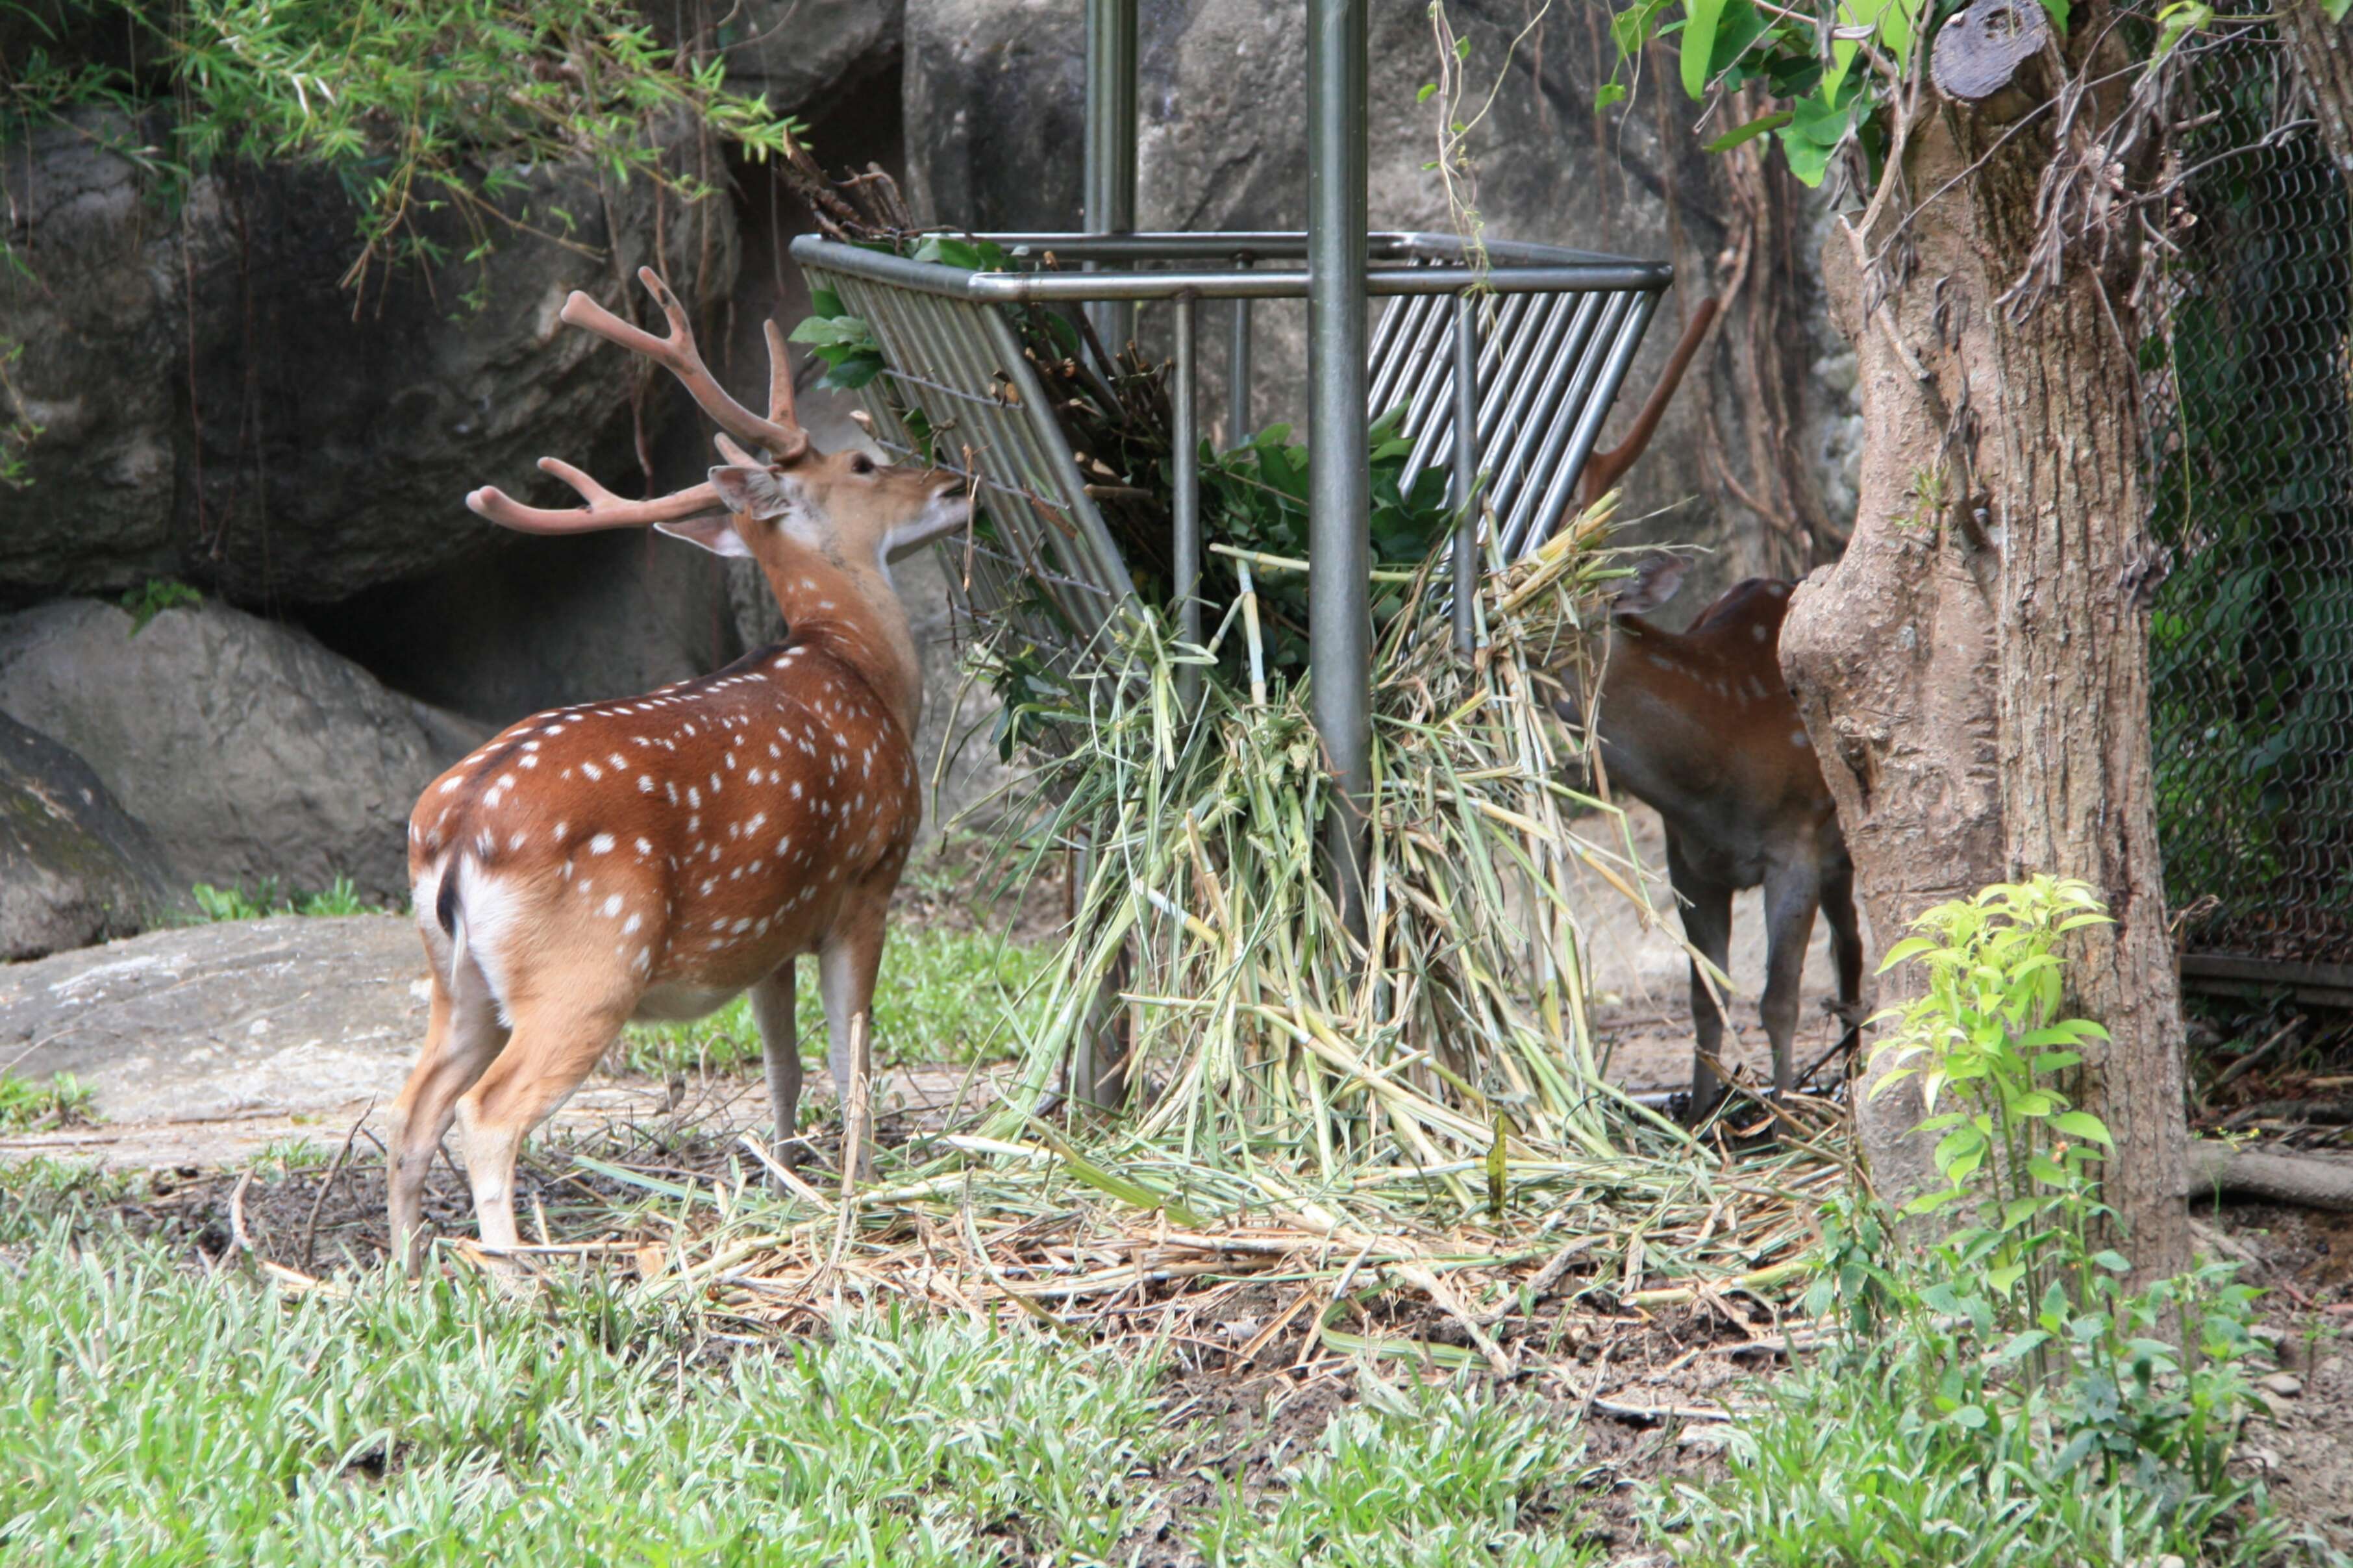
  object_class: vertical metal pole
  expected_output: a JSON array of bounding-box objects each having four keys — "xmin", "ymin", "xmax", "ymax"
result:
[
  {"xmin": 1083, "ymin": 0, "xmax": 1138, "ymax": 356},
  {"xmin": 1308, "ymin": 0, "xmax": 1371, "ymax": 940},
  {"xmin": 1173, "ymin": 293, "xmax": 1202, "ymax": 708},
  {"xmin": 1451, "ymin": 293, "xmax": 1480, "ymax": 658},
  {"xmin": 1228, "ymin": 262, "xmax": 1253, "ymax": 443}
]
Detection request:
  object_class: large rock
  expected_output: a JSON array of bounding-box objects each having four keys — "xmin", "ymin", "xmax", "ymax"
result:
[
  {"xmin": 0, "ymin": 914, "xmax": 430, "ymax": 1125},
  {"xmin": 904, "ymin": 1, "xmax": 1856, "ymax": 606},
  {"xmin": 0, "ymin": 599, "xmax": 489, "ymax": 901},
  {"xmin": 0, "ymin": 110, "xmax": 737, "ymax": 606},
  {"xmin": 0, "ymin": 713, "xmax": 181, "ymax": 960},
  {"xmin": 715, "ymin": 0, "xmax": 905, "ymax": 114}
]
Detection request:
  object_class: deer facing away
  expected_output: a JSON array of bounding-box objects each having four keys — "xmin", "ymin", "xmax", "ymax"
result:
[
  {"xmin": 1556, "ymin": 554, "xmax": 1863, "ymax": 1118},
  {"xmin": 388, "ymin": 268, "xmax": 968, "ymax": 1271}
]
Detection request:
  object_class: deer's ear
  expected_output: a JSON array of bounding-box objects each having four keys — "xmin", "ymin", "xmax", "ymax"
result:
[
  {"xmin": 1612, "ymin": 553, "xmax": 1687, "ymax": 616},
  {"xmin": 654, "ymin": 515, "xmax": 753, "ymax": 558},
  {"xmin": 708, "ymin": 464, "xmax": 808, "ymax": 521}
]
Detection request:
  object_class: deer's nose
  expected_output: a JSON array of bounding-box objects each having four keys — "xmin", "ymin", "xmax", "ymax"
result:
[{"xmin": 930, "ymin": 476, "xmax": 964, "ymax": 500}]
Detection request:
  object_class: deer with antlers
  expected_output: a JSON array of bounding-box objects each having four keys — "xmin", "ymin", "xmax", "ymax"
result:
[{"xmin": 387, "ymin": 268, "xmax": 969, "ymax": 1272}]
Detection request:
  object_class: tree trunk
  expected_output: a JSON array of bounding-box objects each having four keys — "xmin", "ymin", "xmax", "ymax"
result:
[
  {"xmin": 2283, "ymin": 1, "xmax": 2353, "ymax": 171},
  {"xmin": 1781, "ymin": 52, "xmax": 2189, "ymax": 1279}
]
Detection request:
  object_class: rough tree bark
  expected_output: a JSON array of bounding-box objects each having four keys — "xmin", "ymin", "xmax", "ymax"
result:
[
  {"xmin": 2282, "ymin": 1, "xmax": 2353, "ymax": 169},
  {"xmin": 1780, "ymin": 12, "xmax": 2190, "ymax": 1279}
]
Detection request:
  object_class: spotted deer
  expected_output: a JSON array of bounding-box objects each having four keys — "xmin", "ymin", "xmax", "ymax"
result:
[
  {"xmin": 388, "ymin": 268, "xmax": 969, "ymax": 1271},
  {"xmin": 1556, "ymin": 554, "xmax": 1863, "ymax": 1119}
]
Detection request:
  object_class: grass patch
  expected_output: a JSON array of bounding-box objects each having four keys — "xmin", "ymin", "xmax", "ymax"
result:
[
  {"xmin": 188, "ymin": 875, "xmax": 385, "ymax": 922},
  {"xmin": 1202, "ymin": 1371, "xmax": 1604, "ymax": 1567},
  {"xmin": 621, "ymin": 927, "xmax": 1054, "ymax": 1076},
  {"xmin": 0, "ymin": 1220, "xmax": 1174, "ymax": 1565},
  {"xmin": 0, "ymin": 1208, "xmax": 1622, "ymax": 1566},
  {"xmin": 0, "ymin": 1073, "xmax": 95, "ymax": 1132}
]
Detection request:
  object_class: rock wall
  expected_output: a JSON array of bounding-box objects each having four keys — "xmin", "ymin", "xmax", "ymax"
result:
[{"xmin": 3, "ymin": 112, "xmax": 734, "ymax": 607}]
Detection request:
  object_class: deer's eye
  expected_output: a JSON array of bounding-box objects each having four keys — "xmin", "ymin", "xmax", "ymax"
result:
[{"xmin": 849, "ymin": 454, "xmax": 876, "ymax": 476}]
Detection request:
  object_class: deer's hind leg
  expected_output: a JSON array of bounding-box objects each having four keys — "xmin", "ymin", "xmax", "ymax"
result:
[
  {"xmin": 451, "ymin": 984, "xmax": 632, "ymax": 1260},
  {"xmin": 388, "ymin": 947, "xmax": 508, "ymax": 1274},
  {"xmin": 1759, "ymin": 862, "xmax": 1825, "ymax": 1103}
]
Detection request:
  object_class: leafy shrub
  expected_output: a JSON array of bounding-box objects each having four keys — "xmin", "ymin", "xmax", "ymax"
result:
[{"xmin": 1665, "ymin": 877, "xmax": 2295, "ymax": 1567}]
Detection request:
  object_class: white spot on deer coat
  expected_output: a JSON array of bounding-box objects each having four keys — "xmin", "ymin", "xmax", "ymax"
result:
[{"xmin": 591, "ymin": 833, "xmax": 616, "ymax": 854}]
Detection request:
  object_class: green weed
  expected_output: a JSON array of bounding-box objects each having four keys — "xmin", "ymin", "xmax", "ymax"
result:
[
  {"xmin": 1201, "ymin": 1369, "xmax": 1604, "ymax": 1567},
  {"xmin": 0, "ymin": 1073, "xmax": 95, "ymax": 1132},
  {"xmin": 190, "ymin": 875, "xmax": 382, "ymax": 922},
  {"xmin": 118, "ymin": 578, "xmax": 202, "ymax": 634},
  {"xmin": 1662, "ymin": 877, "xmax": 2301, "ymax": 1567}
]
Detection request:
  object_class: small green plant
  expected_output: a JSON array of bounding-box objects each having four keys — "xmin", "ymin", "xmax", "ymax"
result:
[
  {"xmin": 247, "ymin": 1137, "xmax": 331, "ymax": 1176},
  {"xmin": 1867, "ymin": 876, "xmax": 2119, "ymax": 1336},
  {"xmin": 1200, "ymin": 1368, "xmax": 1603, "ymax": 1566},
  {"xmin": 1666, "ymin": 877, "xmax": 2290, "ymax": 1566},
  {"xmin": 119, "ymin": 578, "xmax": 203, "ymax": 634},
  {"xmin": 0, "ymin": 1073, "xmax": 96, "ymax": 1132},
  {"xmin": 190, "ymin": 875, "xmax": 380, "ymax": 921}
]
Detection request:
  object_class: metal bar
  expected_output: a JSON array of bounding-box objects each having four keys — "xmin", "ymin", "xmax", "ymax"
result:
[
  {"xmin": 979, "ymin": 304, "xmax": 1138, "ymax": 607},
  {"xmin": 791, "ymin": 235, "xmax": 1673, "ymax": 301},
  {"xmin": 1367, "ymin": 290, "xmax": 1447, "ymax": 424},
  {"xmin": 1519, "ymin": 290, "xmax": 1660, "ymax": 550},
  {"xmin": 969, "ymin": 264, "xmax": 1676, "ymax": 302},
  {"xmin": 1404, "ymin": 291, "xmax": 1521, "ymax": 485},
  {"xmin": 980, "ymin": 230, "xmax": 1657, "ymax": 268},
  {"xmin": 1173, "ymin": 293, "xmax": 1201, "ymax": 709},
  {"xmin": 1483, "ymin": 293, "xmax": 1598, "ymax": 525},
  {"xmin": 1451, "ymin": 293, "xmax": 1479, "ymax": 659},
  {"xmin": 1228, "ymin": 269, "xmax": 1253, "ymax": 445},
  {"xmin": 1308, "ymin": 0, "xmax": 1371, "ymax": 940},
  {"xmin": 1083, "ymin": 0, "xmax": 1139, "ymax": 354},
  {"xmin": 1500, "ymin": 290, "xmax": 1645, "ymax": 557}
]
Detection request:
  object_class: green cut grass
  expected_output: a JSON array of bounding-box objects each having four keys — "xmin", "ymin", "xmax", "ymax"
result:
[{"xmin": 622, "ymin": 927, "xmax": 1054, "ymax": 1076}]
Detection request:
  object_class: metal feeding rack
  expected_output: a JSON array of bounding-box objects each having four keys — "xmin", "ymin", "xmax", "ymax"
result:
[{"xmin": 790, "ymin": 229, "xmax": 1674, "ymax": 674}]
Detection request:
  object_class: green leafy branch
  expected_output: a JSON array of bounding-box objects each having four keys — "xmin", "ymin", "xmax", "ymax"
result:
[{"xmin": 3, "ymin": 1, "xmax": 809, "ymax": 302}]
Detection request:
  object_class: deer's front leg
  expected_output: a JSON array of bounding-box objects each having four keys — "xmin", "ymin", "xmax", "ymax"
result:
[
  {"xmin": 817, "ymin": 897, "xmax": 888, "ymax": 1181},
  {"xmin": 749, "ymin": 964, "xmax": 803, "ymax": 1187}
]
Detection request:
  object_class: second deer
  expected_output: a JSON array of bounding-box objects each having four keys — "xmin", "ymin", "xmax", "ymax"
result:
[
  {"xmin": 387, "ymin": 269, "xmax": 968, "ymax": 1271},
  {"xmin": 1556, "ymin": 554, "xmax": 1863, "ymax": 1119}
]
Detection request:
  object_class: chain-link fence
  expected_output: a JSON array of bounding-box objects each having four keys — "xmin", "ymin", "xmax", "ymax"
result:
[{"xmin": 2146, "ymin": 25, "xmax": 2353, "ymax": 970}]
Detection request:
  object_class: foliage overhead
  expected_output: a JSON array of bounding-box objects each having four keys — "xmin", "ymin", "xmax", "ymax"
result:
[{"xmin": 0, "ymin": 0, "xmax": 808, "ymax": 302}]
